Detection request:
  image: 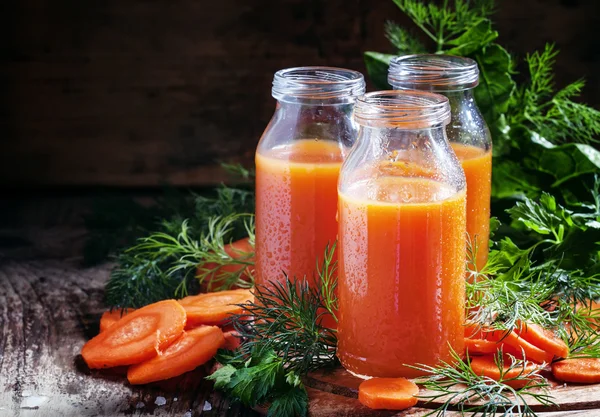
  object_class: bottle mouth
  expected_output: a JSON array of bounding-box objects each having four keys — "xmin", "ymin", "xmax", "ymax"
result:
[
  {"xmin": 354, "ymin": 90, "xmax": 451, "ymax": 129},
  {"xmin": 388, "ymin": 55, "xmax": 479, "ymax": 92},
  {"xmin": 272, "ymin": 67, "xmax": 366, "ymax": 103}
]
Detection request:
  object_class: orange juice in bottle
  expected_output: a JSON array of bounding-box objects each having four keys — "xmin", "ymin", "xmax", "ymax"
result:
[
  {"xmin": 389, "ymin": 55, "xmax": 492, "ymax": 270},
  {"xmin": 337, "ymin": 90, "xmax": 467, "ymax": 378},
  {"xmin": 255, "ymin": 67, "xmax": 365, "ymax": 300}
]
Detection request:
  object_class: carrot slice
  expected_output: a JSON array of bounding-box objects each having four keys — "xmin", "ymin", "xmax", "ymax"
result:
[
  {"xmin": 178, "ymin": 289, "xmax": 254, "ymax": 326},
  {"xmin": 465, "ymin": 338, "xmax": 499, "ymax": 355},
  {"xmin": 197, "ymin": 238, "xmax": 254, "ymax": 292},
  {"xmin": 127, "ymin": 325, "xmax": 225, "ymax": 385},
  {"xmin": 222, "ymin": 329, "xmax": 242, "ymax": 351},
  {"xmin": 358, "ymin": 378, "xmax": 419, "ymax": 410},
  {"xmin": 552, "ymin": 358, "xmax": 600, "ymax": 384},
  {"xmin": 464, "ymin": 323, "xmax": 484, "ymax": 339},
  {"xmin": 81, "ymin": 300, "xmax": 186, "ymax": 369},
  {"xmin": 99, "ymin": 309, "xmax": 136, "ymax": 333},
  {"xmin": 515, "ymin": 322, "xmax": 569, "ymax": 359},
  {"xmin": 470, "ymin": 355, "xmax": 542, "ymax": 389},
  {"xmin": 481, "ymin": 329, "xmax": 554, "ymax": 364}
]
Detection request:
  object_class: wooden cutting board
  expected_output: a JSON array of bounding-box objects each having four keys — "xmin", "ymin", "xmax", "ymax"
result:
[{"xmin": 298, "ymin": 367, "xmax": 600, "ymax": 417}]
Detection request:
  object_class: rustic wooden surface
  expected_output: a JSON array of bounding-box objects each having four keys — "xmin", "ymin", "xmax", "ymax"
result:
[
  {"xmin": 0, "ymin": 260, "xmax": 259, "ymax": 417},
  {"xmin": 1, "ymin": 0, "xmax": 599, "ymax": 188},
  {"xmin": 305, "ymin": 368, "xmax": 600, "ymax": 415},
  {"xmin": 3, "ymin": 196, "xmax": 600, "ymax": 417}
]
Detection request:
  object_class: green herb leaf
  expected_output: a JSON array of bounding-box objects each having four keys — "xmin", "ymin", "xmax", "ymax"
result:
[
  {"xmin": 445, "ymin": 19, "xmax": 498, "ymax": 55},
  {"xmin": 473, "ymin": 43, "xmax": 516, "ymax": 124},
  {"xmin": 363, "ymin": 52, "xmax": 394, "ymax": 90},
  {"xmin": 385, "ymin": 21, "xmax": 426, "ymax": 54},
  {"xmin": 267, "ymin": 386, "xmax": 308, "ymax": 417},
  {"xmin": 208, "ymin": 364, "xmax": 237, "ymax": 389}
]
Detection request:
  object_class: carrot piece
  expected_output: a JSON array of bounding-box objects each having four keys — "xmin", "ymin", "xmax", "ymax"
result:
[
  {"xmin": 358, "ymin": 378, "xmax": 419, "ymax": 410},
  {"xmin": 515, "ymin": 322, "xmax": 569, "ymax": 359},
  {"xmin": 127, "ymin": 325, "xmax": 225, "ymax": 385},
  {"xmin": 178, "ymin": 289, "xmax": 254, "ymax": 326},
  {"xmin": 81, "ymin": 300, "xmax": 186, "ymax": 369},
  {"xmin": 464, "ymin": 323, "xmax": 484, "ymax": 339},
  {"xmin": 197, "ymin": 238, "xmax": 254, "ymax": 292},
  {"xmin": 99, "ymin": 309, "xmax": 136, "ymax": 333},
  {"xmin": 465, "ymin": 338, "xmax": 499, "ymax": 355},
  {"xmin": 481, "ymin": 329, "xmax": 554, "ymax": 364},
  {"xmin": 223, "ymin": 329, "xmax": 242, "ymax": 351},
  {"xmin": 470, "ymin": 355, "xmax": 542, "ymax": 389},
  {"xmin": 552, "ymin": 358, "xmax": 600, "ymax": 384}
]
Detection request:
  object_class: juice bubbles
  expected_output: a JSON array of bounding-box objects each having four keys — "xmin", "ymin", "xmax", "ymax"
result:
[
  {"xmin": 389, "ymin": 55, "xmax": 493, "ymax": 270},
  {"xmin": 338, "ymin": 178, "xmax": 466, "ymax": 378},
  {"xmin": 452, "ymin": 144, "xmax": 493, "ymax": 269},
  {"xmin": 254, "ymin": 67, "xmax": 365, "ymax": 293},
  {"xmin": 337, "ymin": 90, "xmax": 467, "ymax": 378},
  {"xmin": 255, "ymin": 139, "xmax": 342, "ymax": 289}
]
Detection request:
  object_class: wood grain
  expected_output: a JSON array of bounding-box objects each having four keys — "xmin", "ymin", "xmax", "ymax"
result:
[
  {"xmin": 305, "ymin": 367, "xmax": 600, "ymax": 414},
  {"xmin": 0, "ymin": 0, "xmax": 598, "ymax": 188}
]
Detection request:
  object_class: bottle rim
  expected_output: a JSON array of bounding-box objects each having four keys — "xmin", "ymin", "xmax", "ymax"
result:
[
  {"xmin": 354, "ymin": 90, "xmax": 451, "ymax": 129},
  {"xmin": 388, "ymin": 54, "xmax": 479, "ymax": 92},
  {"xmin": 272, "ymin": 66, "xmax": 366, "ymax": 103}
]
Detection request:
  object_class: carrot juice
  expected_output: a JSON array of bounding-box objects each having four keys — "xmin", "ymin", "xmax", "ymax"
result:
[
  {"xmin": 255, "ymin": 139, "xmax": 343, "ymax": 290},
  {"xmin": 337, "ymin": 177, "xmax": 466, "ymax": 378},
  {"xmin": 452, "ymin": 144, "xmax": 492, "ymax": 270}
]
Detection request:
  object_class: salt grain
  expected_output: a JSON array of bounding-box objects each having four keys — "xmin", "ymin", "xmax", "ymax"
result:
[
  {"xmin": 20, "ymin": 395, "xmax": 49, "ymax": 409},
  {"xmin": 183, "ymin": 411, "xmax": 192, "ymax": 417},
  {"xmin": 203, "ymin": 401, "xmax": 212, "ymax": 411},
  {"xmin": 155, "ymin": 396, "xmax": 167, "ymax": 406},
  {"xmin": 136, "ymin": 402, "xmax": 145, "ymax": 409}
]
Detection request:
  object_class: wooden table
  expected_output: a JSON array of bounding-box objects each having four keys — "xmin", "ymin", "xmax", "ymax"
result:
[{"xmin": 2, "ymin": 195, "xmax": 600, "ymax": 417}]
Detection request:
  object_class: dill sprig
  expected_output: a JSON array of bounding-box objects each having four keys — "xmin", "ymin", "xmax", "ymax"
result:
[
  {"xmin": 131, "ymin": 214, "xmax": 255, "ymax": 291},
  {"xmin": 209, "ymin": 245, "xmax": 339, "ymax": 417},
  {"xmin": 392, "ymin": 0, "xmax": 495, "ymax": 52},
  {"xmin": 232, "ymin": 243, "xmax": 339, "ymax": 375},
  {"xmin": 412, "ymin": 348, "xmax": 555, "ymax": 417},
  {"xmin": 104, "ymin": 205, "xmax": 255, "ymax": 308},
  {"xmin": 513, "ymin": 44, "xmax": 600, "ymax": 145},
  {"xmin": 105, "ymin": 212, "xmax": 254, "ymax": 308}
]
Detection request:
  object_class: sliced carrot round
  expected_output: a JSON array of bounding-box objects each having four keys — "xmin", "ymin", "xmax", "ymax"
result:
[
  {"xmin": 99, "ymin": 309, "xmax": 136, "ymax": 332},
  {"xmin": 82, "ymin": 300, "xmax": 186, "ymax": 369},
  {"xmin": 197, "ymin": 238, "xmax": 255, "ymax": 292},
  {"xmin": 358, "ymin": 378, "xmax": 419, "ymax": 410},
  {"xmin": 178, "ymin": 289, "xmax": 254, "ymax": 326},
  {"xmin": 127, "ymin": 325, "xmax": 225, "ymax": 385},
  {"xmin": 552, "ymin": 358, "xmax": 600, "ymax": 384},
  {"xmin": 516, "ymin": 322, "xmax": 569, "ymax": 359},
  {"xmin": 470, "ymin": 355, "xmax": 542, "ymax": 389},
  {"xmin": 222, "ymin": 329, "xmax": 242, "ymax": 351}
]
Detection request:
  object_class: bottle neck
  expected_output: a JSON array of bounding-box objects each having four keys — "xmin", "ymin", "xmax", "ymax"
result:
[
  {"xmin": 259, "ymin": 100, "xmax": 358, "ymax": 151},
  {"xmin": 438, "ymin": 89, "xmax": 491, "ymax": 150}
]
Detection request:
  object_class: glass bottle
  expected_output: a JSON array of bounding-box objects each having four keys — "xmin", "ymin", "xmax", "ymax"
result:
[
  {"xmin": 389, "ymin": 55, "xmax": 492, "ymax": 270},
  {"xmin": 337, "ymin": 90, "xmax": 466, "ymax": 378},
  {"xmin": 255, "ymin": 67, "xmax": 365, "ymax": 296}
]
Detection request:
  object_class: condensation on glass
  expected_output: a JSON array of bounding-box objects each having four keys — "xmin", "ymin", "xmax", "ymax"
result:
[
  {"xmin": 337, "ymin": 90, "xmax": 467, "ymax": 378},
  {"xmin": 389, "ymin": 55, "xmax": 492, "ymax": 270},
  {"xmin": 254, "ymin": 67, "xmax": 365, "ymax": 310}
]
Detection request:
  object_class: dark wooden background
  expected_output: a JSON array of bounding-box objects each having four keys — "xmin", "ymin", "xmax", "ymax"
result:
[{"xmin": 1, "ymin": 0, "xmax": 599, "ymax": 188}]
